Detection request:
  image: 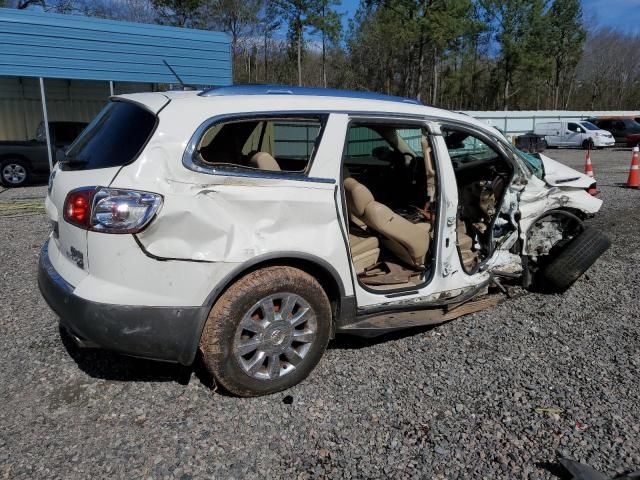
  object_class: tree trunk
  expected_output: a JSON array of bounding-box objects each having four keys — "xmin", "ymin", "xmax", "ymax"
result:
[
  {"xmin": 297, "ymin": 23, "xmax": 302, "ymax": 87},
  {"xmin": 431, "ymin": 48, "xmax": 438, "ymax": 106},
  {"xmin": 503, "ymin": 58, "xmax": 510, "ymax": 111},
  {"xmin": 264, "ymin": 31, "xmax": 268, "ymax": 83},
  {"xmin": 231, "ymin": 35, "xmax": 237, "ymax": 81},
  {"xmin": 322, "ymin": 32, "xmax": 327, "ymax": 88},
  {"xmin": 415, "ymin": 27, "xmax": 425, "ymax": 102},
  {"xmin": 321, "ymin": 4, "xmax": 327, "ymax": 88},
  {"xmin": 553, "ymin": 58, "xmax": 561, "ymax": 110}
]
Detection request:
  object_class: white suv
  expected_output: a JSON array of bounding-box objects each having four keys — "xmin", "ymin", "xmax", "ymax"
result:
[{"xmin": 39, "ymin": 86, "xmax": 609, "ymax": 396}]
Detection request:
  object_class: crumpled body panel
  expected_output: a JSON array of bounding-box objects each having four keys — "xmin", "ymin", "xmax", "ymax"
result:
[{"xmin": 137, "ymin": 178, "xmax": 342, "ymax": 264}]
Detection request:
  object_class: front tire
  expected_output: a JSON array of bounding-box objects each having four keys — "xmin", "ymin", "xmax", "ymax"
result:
[
  {"xmin": 540, "ymin": 227, "xmax": 610, "ymax": 292},
  {"xmin": 582, "ymin": 139, "xmax": 594, "ymax": 150},
  {"xmin": 1, "ymin": 158, "xmax": 30, "ymax": 187},
  {"xmin": 199, "ymin": 266, "xmax": 332, "ymax": 397}
]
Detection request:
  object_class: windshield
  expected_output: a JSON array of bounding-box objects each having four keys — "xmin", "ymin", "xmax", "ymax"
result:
[
  {"xmin": 624, "ymin": 119, "xmax": 640, "ymax": 130},
  {"xmin": 62, "ymin": 101, "xmax": 157, "ymax": 170},
  {"xmin": 580, "ymin": 121, "xmax": 600, "ymax": 131},
  {"xmin": 504, "ymin": 142, "xmax": 544, "ymax": 179}
]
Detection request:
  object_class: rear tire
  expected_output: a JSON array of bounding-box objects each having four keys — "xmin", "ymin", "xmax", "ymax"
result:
[
  {"xmin": 199, "ymin": 266, "xmax": 332, "ymax": 397},
  {"xmin": 0, "ymin": 158, "xmax": 30, "ymax": 187},
  {"xmin": 540, "ymin": 227, "xmax": 610, "ymax": 292}
]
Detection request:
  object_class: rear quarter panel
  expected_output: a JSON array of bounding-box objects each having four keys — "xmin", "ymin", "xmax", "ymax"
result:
[{"xmin": 109, "ymin": 107, "xmax": 354, "ymax": 299}]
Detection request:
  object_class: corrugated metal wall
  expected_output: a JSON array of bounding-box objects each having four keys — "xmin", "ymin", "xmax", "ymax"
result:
[
  {"xmin": 464, "ymin": 110, "xmax": 640, "ymax": 136},
  {"xmin": 0, "ymin": 77, "xmax": 153, "ymax": 140},
  {"xmin": 0, "ymin": 8, "xmax": 231, "ymax": 85}
]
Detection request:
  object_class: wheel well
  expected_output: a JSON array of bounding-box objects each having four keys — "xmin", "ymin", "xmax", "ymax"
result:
[
  {"xmin": 0, "ymin": 154, "xmax": 32, "ymax": 169},
  {"xmin": 207, "ymin": 256, "xmax": 345, "ymax": 323},
  {"xmin": 525, "ymin": 209, "xmax": 585, "ymax": 257}
]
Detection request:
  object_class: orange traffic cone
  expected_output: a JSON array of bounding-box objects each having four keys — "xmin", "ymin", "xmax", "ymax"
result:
[
  {"xmin": 584, "ymin": 149, "xmax": 598, "ymax": 195},
  {"xmin": 627, "ymin": 146, "xmax": 640, "ymax": 188}
]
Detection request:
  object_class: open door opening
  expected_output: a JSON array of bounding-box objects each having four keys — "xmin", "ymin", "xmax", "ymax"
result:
[
  {"xmin": 442, "ymin": 127, "xmax": 515, "ymax": 274},
  {"xmin": 341, "ymin": 123, "xmax": 438, "ymax": 292}
]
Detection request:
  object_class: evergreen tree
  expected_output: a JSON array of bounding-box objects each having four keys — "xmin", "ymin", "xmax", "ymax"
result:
[
  {"xmin": 545, "ymin": 0, "xmax": 586, "ymax": 108},
  {"xmin": 272, "ymin": 0, "xmax": 319, "ymax": 86}
]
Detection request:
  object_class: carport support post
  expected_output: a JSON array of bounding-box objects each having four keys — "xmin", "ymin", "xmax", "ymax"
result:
[
  {"xmin": 109, "ymin": 80, "xmax": 114, "ymax": 96},
  {"xmin": 39, "ymin": 77, "xmax": 54, "ymax": 172}
]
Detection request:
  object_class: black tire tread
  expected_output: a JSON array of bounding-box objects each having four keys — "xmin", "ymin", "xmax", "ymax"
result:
[
  {"xmin": 542, "ymin": 227, "xmax": 610, "ymax": 292},
  {"xmin": 199, "ymin": 266, "xmax": 331, "ymax": 397},
  {"xmin": 0, "ymin": 158, "xmax": 31, "ymax": 188}
]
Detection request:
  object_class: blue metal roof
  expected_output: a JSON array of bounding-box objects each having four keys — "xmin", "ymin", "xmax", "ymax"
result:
[
  {"xmin": 0, "ymin": 8, "xmax": 231, "ymax": 85},
  {"xmin": 200, "ymin": 85, "xmax": 422, "ymax": 105}
]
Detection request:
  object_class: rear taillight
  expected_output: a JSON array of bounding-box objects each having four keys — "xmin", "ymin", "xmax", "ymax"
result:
[
  {"xmin": 91, "ymin": 188, "xmax": 163, "ymax": 233},
  {"xmin": 63, "ymin": 187, "xmax": 96, "ymax": 229},
  {"xmin": 63, "ymin": 187, "xmax": 162, "ymax": 233}
]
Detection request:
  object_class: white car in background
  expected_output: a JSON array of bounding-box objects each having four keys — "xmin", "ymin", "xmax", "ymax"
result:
[
  {"xmin": 38, "ymin": 86, "xmax": 610, "ymax": 396},
  {"xmin": 534, "ymin": 120, "xmax": 614, "ymax": 149}
]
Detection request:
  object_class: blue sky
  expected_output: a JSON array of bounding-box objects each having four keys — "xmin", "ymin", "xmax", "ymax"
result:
[
  {"xmin": 337, "ymin": 0, "xmax": 640, "ymax": 35},
  {"xmin": 582, "ymin": 0, "xmax": 640, "ymax": 34}
]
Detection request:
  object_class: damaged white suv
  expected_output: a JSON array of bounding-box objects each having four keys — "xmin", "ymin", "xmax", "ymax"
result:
[{"xmin": 39, "ymin": 86, "xmax": 610, "ymax": 396}]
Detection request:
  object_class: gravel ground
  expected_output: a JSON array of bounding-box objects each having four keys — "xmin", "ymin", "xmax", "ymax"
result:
[{"xmin": 1, "ymin": 148, "xmax": 639, "ymax": 479}]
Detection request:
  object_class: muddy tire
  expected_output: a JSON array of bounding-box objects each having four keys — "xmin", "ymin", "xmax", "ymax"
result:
[
  {"xmin": 540, "ymin": 227, "xmax": 610, "ymax": 292},
  {"xmin": 199, "ymin": 266, "xmax": 332, "ymax": 397}
]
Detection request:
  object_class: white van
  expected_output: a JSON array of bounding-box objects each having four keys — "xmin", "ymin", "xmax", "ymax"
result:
[{"xmin": 534, "ymin": 121, "xmax": 614, "ymax": 149}]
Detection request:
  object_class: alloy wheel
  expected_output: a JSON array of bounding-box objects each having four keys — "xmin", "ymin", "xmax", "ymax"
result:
[
  {"xmin": 233, "ymin": 293, "xmax": 317, "ymax": 381},
  {"xmin": 2, "ymin": 163, "xmax": 27, "ymax": 185}
]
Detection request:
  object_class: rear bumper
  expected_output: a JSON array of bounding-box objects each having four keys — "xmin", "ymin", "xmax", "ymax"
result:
[{"xmin": 38, "ymin": 241, "xmax": 207, "ymax": 365}]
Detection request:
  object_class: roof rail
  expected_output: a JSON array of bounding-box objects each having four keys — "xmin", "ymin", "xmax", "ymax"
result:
[{"xmin": 199, "ymin": 84, "xmax": 422, "ymax": 105}]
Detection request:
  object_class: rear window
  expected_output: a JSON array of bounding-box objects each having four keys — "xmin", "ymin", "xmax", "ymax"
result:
[
  {"xmin": 195, "ymin": 116, "xmax": 324, "ymax": 173},
  {"xmin": 61, "ymin": 101, "xmax": 156, "ymax": 170}
]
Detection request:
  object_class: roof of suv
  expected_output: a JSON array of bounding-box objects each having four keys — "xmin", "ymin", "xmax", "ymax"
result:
[
  {"xmin": 198, "ymin": 85, "xmax": 423, "ymax": 105},
  {"xmin": 118, "ymin": 86, "xmax": 501, "ymax": 139}
]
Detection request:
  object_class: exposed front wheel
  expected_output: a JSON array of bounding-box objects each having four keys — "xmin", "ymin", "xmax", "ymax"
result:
[
  {"xmin": 1, "ymin": 158, "xmax": 30, "ymax": 187},
  {"xmin": 539, "ymin": 227, "xmax": 610, "ymax": 292},
  {"xmin": 199, "ymin": 266, "xmax": 332, "ymax": 397}
]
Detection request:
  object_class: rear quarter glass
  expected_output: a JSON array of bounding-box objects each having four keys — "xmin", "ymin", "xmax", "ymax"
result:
[{"xmin": 60, "ymin": 101, "xmax": 157, "ymax": 171}]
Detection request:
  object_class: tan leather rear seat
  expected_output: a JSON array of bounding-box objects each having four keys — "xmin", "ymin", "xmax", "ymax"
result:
[
  {"xmin": 344, "ymin": 177, "xmax": 431, "ymax": 269},
  {"xmin": 349, "ymin": 234, "xmax": 380, "ymax": 273},
  {"xmin": 250, "ymin": 152, "xmax": 281, "ymax": 171}
]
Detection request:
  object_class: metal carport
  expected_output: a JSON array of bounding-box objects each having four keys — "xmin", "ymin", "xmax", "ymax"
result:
[{"xmin": 0, "ymin": 7, "xmax": 231, "ymax": 170}]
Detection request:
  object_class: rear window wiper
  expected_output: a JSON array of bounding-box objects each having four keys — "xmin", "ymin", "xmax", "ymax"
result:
[{"xmin": 60, "ymin": 155, "xmax": 89, "ymax": 167}]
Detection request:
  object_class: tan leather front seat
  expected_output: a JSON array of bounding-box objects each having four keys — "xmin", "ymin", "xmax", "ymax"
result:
[
  {"xmin": 344, "ymin": 177, "xmax": 431, "ymax": 269},
  {"xmin": 250, "ymin": 152, "xmax": 280, "ymax": 171}
]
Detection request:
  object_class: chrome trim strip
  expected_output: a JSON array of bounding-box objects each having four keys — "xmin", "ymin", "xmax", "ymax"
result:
[{"xmin": 181, "ymin": 111, "xmax": 336, "ymax": 184}]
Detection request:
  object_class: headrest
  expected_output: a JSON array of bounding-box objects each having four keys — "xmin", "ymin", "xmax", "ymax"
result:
[
  {"xmin": 250, "ymin": 152, "xmax": 281, "ymax": 171},
  {"xmin": 344, "ymin": 177, "xmax": 374, "ymax": 216}
]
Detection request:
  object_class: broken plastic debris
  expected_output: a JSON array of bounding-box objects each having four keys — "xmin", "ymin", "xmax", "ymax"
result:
[{"xmin": 534, "ymin": 407, "xmax": 564, "ymax": 415}]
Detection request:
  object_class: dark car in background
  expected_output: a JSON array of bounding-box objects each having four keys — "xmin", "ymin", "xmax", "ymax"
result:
[
  {"xmin": 515, "ymin": 132, "xmax": 548, "ymax": 153},
  {"xmin": 0, "ymin": 121, "xmax": 87, "ymax": 187},
  {"xmin": 588, "ymin": 117, "xmax": 640, "ymax": 147}
]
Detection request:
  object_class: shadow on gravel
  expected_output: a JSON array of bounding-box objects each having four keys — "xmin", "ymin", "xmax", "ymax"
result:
[
  {"xmin": 60, "ymin": 325, "xmax": 193, "ymax": 385},
  {"xmin": 536, "ymin": 462, "xmax": 573, "ymax": 479},
  {"xmin": 329, "ymin": 324, "xmax": 440, "ymax": 350}
]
